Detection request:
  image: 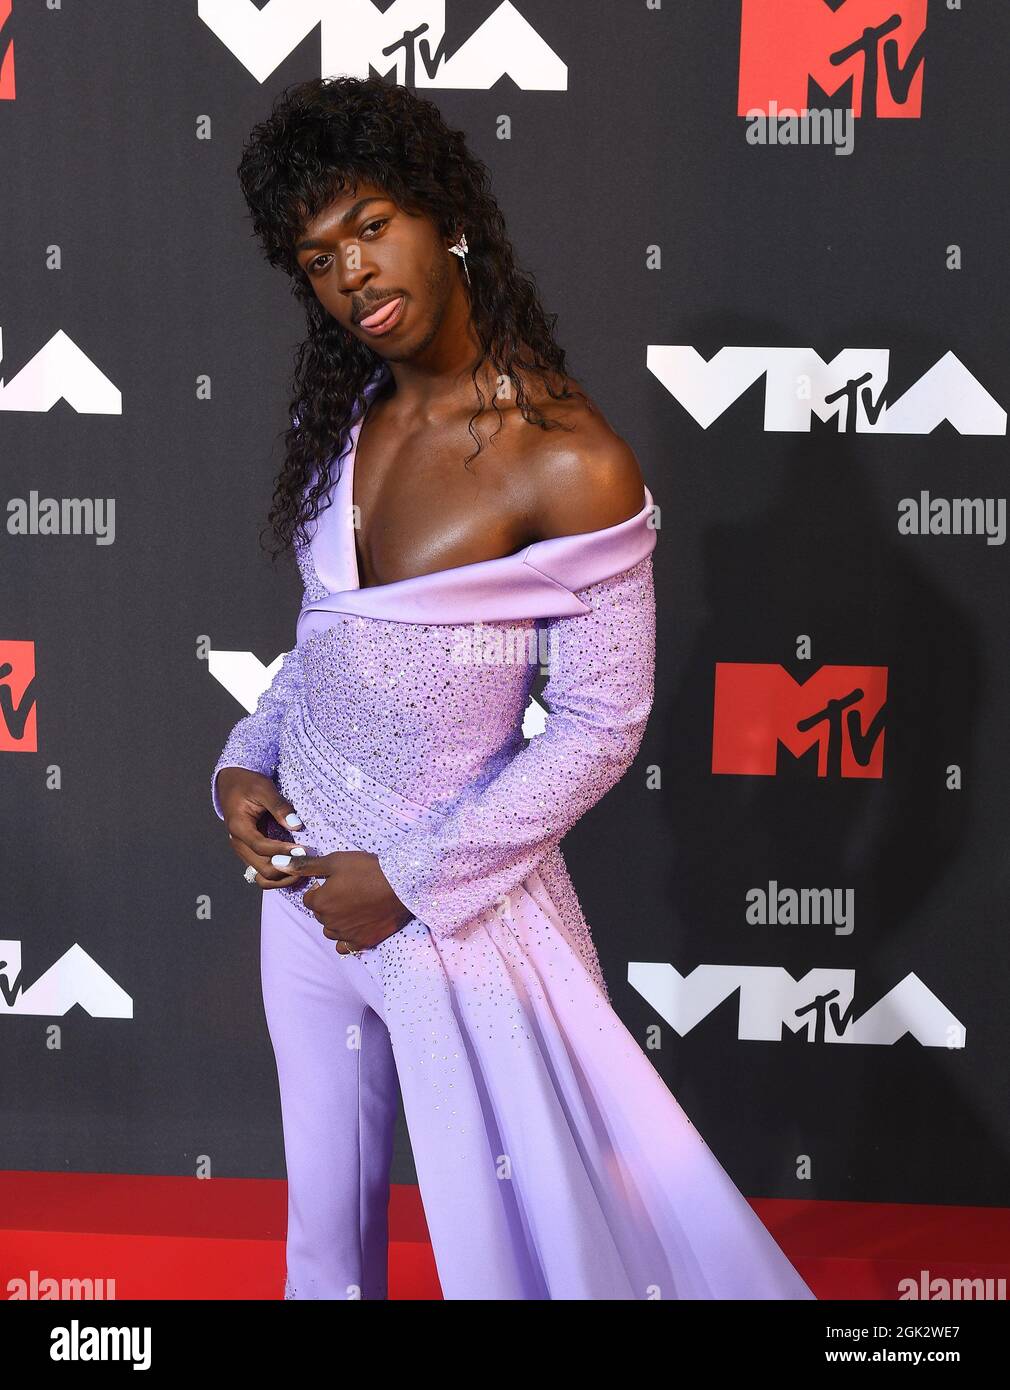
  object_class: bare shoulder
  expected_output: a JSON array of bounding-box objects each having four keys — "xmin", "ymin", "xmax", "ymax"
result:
[{"xmin": 521, "ymin": 378, "xmax": 646, "ymax": 541}]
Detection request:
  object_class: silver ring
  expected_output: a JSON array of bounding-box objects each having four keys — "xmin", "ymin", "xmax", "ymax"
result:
[{"xmin": 243, "ymin": 865, "xmax": 258, "ymax": 884}]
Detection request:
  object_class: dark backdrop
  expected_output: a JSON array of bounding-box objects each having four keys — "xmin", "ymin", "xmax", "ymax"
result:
[{"xmin": 2, "ymin": 0, "xmax": 1007, "ymax": 1204}]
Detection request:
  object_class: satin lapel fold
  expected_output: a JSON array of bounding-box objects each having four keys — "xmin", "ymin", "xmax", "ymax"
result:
[
  {"xmin": 519, "ymin": 491, "xmax": 658, "ymax": 594},
  {"xmin": 297, "ymin": 486, "xmax": 657, "ymax": 637}
]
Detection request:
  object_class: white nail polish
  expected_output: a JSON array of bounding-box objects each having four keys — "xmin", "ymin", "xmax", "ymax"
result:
[
  {"xmin": 290, "ymin": 847, "xmax": 307, "ymax": 856},
  {"xmin": 271, "ymin": 854, "xmax": 292, "ymax": 867},
  {"xmin": 285, "ymin": 813, "xmax": 304, "ymax": 827}
]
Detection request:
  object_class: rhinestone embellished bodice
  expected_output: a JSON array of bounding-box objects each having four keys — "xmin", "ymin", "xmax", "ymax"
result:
[{"xmin": 296, "ymin": 538, "xmax": 536, "ymax": 806}]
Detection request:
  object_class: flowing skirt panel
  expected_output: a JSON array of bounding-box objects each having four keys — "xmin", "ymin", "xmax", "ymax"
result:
[{"xmin": 266, "ymin": 696, "xmax": 815, "ymax": 1300}]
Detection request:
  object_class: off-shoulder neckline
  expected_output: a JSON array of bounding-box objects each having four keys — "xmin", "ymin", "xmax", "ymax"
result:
[{"xmin": 337, "ymin": 365, "xmax": 653, "ymax": 598}]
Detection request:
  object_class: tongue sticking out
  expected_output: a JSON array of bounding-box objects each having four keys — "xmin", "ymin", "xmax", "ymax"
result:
[{"xmin": 360, "ymin": 297, "xmax": 403, "ymax": 329}]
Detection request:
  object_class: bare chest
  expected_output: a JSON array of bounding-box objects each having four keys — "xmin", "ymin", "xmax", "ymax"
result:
[{"xmin": 351, "ymin": 407, "xmax": 536, "ymax": 589}]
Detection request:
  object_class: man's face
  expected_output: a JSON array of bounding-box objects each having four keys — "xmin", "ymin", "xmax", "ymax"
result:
[{"xmin": 293, "ymin": 181, "xmax": 454, "ymax": 359}]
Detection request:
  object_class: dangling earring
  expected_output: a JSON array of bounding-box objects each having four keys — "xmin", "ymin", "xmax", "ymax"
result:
[{"xmin": 449, "ymin": 232, "xmax": 471, "ymax": 286}]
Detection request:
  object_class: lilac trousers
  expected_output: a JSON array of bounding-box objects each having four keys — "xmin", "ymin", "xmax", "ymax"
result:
[{"xmin": 260, "ymin": 887, "xmax": 399, "ymax": 1300}]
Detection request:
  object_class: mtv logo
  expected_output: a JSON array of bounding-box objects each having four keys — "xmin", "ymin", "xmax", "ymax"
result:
[
  {"xmin": 1, "ymin": 1, "xmax": 14, "ymax": 102},
  {"xmin": 739, "ymin": 0, "xmax": 927, "ymax": 118},
  {"xmin": 712, "ymin": 663, "xmax": 887, "ymax": 779},
  {"xmin": 0, "ymin": 640, "xmax": 37, "ymax": 753}
]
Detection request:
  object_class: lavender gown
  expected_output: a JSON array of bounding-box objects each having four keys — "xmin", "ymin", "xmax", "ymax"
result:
[{"xmin": 211, "ymin": 363, "xmax": 816, "ymax": 1302}]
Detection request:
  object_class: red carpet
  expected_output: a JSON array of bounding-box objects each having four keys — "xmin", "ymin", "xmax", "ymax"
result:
[{"xmin": 1, "ymin": 1171, "xmax": 1007, "ymax": 1300}]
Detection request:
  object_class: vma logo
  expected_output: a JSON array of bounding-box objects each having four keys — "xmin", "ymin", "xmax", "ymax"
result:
[
  {"xmin": 0, "ymin": 941, "xmax": 132, "ymax": 1018},
  {"xmin": 629, "ymin": 963, "xmax": 965, "ymax": 1047},
  {"xmin": 648, "ymin": 346, "xmax": 1007, "ymax": 436},
  {"xmin": 739, "ymin": 0, "xmax": 927, "ymax": 118},
  {"xmin": 197, "ymin": 0, "xmax": 567, "ymax": 90},
  {"xmin": 712, "ymin": 663, "xmax": 887, "ymax": 779},
  {"xmin": 1, "ymin": 640, "xmax": 37, "ymax": 752}
]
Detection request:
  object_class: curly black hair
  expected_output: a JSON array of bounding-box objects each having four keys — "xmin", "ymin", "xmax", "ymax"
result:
[{"xmin": 236, "ymin": 74, "xmax": 589, "ymax": 561}]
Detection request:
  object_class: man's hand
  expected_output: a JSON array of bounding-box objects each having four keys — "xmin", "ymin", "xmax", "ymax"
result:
[
  {"xmin": 277, "ymin": 850, "xmax": 414, "ymax": 954},
  {"xmin": 216, "ymin": 766, "xmax": 308, "ymax": 888}
]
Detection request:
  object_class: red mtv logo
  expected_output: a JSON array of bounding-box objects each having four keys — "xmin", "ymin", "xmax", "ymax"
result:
[
  {"xmin": 0, "ymin": 640, "xmax": 38, "ymax": 752},
  {"xmin": 739, "ymin": 0, "xmax": 927, "ymax": 118},
  {"xmin": 712, "ymin": 663, "xmax": 887, "ymax": 778},
  {"xmin": 1, "ymin": 2, "xmax": 14, "ymax": 102}
]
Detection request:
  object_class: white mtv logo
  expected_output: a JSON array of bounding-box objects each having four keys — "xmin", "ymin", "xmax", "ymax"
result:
[
  {"xmin": 0, "ymin": 326, "xmax": 121, "ymax": 415},
  {"xmin": 198, "ymin": 0, "xmax": 567, "ymax": 89},
  {"xmin": 628, "ymin": 963, "xmax": 966, "ymax": 1047},
  {"xmin": 648, "ymin": 345, "xmax": 1007, "ymax": 435},
  {"xmin": 0, "ymin": 941, "xmax": 132, "ymax": 1018}
]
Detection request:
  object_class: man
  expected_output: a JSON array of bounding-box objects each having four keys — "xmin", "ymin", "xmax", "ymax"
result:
[
  {"xmin": 218, "ymin": 77, "xmax": 644, "ymax": 953},
  {"xmin": 212, "ymin": 75, "xmax": 814, "ymax": 1303}
]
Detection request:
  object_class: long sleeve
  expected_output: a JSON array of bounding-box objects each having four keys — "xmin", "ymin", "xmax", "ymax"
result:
[
  {"xmin": 377, "ymin": 554, "xmax": 656, "ymax": 939},
  {"xmin": 211, "ymin": 435, "xmax": 312, "ymax": 821},
  {"xmin": 210, "ymin": 643, "xmax": 305, "ymax": 820}
]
